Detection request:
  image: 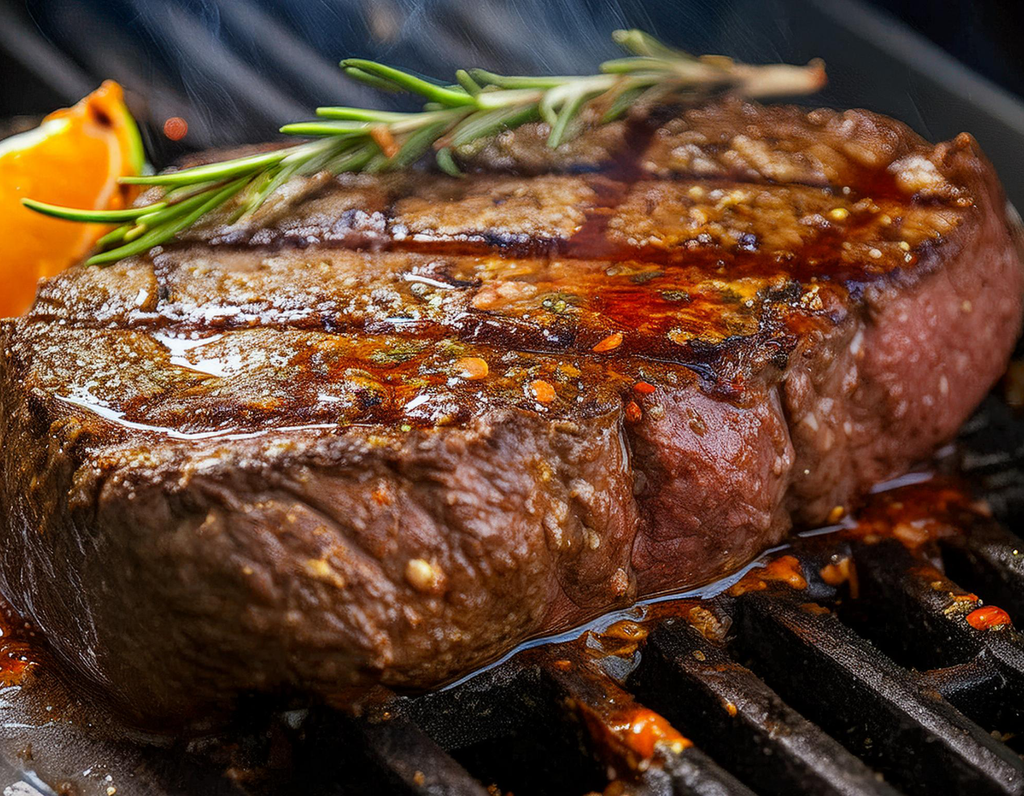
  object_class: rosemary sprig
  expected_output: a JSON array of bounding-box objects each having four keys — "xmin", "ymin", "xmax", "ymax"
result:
[{"xmin": 23, "ymin": 29, "xmax": 825, "ymax": 266}]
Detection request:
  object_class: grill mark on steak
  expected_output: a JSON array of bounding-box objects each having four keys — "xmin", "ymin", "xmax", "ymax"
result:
[
  {"xmin": 29, "ymin": 248, "xmax": 829, "ymax": 398},
  {"xmin": 146, "ymin": 170, "xmax": 964, "ymax": 271},
  {"xmin": 2, "ymin": 97, "xmax": 1022, "ymax": 729}
]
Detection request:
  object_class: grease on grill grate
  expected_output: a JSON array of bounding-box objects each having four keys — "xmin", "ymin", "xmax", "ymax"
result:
[{"xmin": 5, "ymin": 390, "xmax": 1024, "ymax": 795}]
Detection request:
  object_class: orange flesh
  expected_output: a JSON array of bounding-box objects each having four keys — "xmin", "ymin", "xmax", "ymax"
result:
[{"xmin": 0, "ymin": 81, "xmax": 141, "ymax": 317}]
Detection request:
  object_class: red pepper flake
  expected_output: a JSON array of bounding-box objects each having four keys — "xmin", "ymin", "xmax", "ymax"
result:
[
  {"xmin": 966, "ymin": 605, "xmax": 1012, "ymax": 631},
  {"xmin": 370, "ymin": 124, "xmax": 400, "ymax": 158},
  {"xmin": 625, "ymin": 401, "xmax": 642, "ymax": 423},
  {"xmin": 454, "ymin": 356, "xmax": 489, "ymax": 380},
  {"xmin": 592, "ymin": 332, "xmax": 623, "ymax": 353},
  {"xmin": 371, "ymin": 484, "xmax": 392, "ymax": 506},
  {"xmin": 633, "ymin": 381, "xmax": 656, "ymax": 395},
  {"xmin": 530, "ymin": 379, "xmax": 556, "ymax": 403}
]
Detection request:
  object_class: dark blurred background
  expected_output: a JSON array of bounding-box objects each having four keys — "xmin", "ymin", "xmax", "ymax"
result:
[{"xmin": 2, "ymin": 0, "xmax": 1024, "ymax": 202}]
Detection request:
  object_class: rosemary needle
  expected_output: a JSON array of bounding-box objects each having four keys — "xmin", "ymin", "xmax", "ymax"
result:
[{"xmin": 23, "ymin": 29, "xmax": 825, "ymax": 266}]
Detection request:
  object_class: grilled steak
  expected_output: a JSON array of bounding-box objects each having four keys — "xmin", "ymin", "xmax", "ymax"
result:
[{"xmin": 1, "ymin": 99, "xmax": 1021, "ymax": 729}]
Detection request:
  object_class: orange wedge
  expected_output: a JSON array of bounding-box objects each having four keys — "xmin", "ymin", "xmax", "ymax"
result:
[{"xmin": 0, "ymin": 81, "xmax": 144, "ymax": 317}]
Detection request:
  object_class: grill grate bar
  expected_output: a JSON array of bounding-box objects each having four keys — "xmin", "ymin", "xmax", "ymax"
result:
[
  {"xmin": 367, "ymin": 499, "xmax": 1024, "ymax": 796},
  {"xmin": 538, "ymin": 651, "xmax": 756, "ymax": 796},
  {"xmin": 845, "ymin": 539, "xmax": 1006, "ymax": 667},
  {"xmin": 733, "ymin": 590, "xmax": 1024, "ymax": 796},
  {"xmin": 915, "ymin": 659, "xmax": 1024, "ymax": 733},
  {"xmin": 654, "ymin": 749, "xmax": 759, "ymax": 796},
  {"xmin": 844, "ymin": 538, "xmax": 1024, "ymax": 735},
  {"xmin": 941, "ymin": 519, "xmax": 1024, "ymax": 620},
  {"xmin": 350, "ymin": 709, "xmax": 492, "ymax": 796},
  {"xmin": 632, "ymin": 616, "xmax": 901, "ymax": 796}
]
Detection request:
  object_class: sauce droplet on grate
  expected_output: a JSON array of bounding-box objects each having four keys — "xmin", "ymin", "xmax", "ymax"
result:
[{"xmin": 966, "ymin": 606, "xmax": 1012, "ymax": 631}]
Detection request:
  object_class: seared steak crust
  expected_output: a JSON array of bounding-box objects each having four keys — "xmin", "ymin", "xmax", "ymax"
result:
[{"xmin": 1, "ymin": 98, "xmax": 1021, "ymax": 728}]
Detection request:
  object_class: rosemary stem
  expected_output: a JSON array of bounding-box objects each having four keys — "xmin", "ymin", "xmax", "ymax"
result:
[
  {"xmin": 20, "ymin": 199, "xmax": 167, "ymax": 223},
  {"xmin": 121, "ymin": 149, "xmax": 291, "ymax": 186},
  {"xmin": 86, "ymin": 178, "xmax": 248, "ymax": 265}
]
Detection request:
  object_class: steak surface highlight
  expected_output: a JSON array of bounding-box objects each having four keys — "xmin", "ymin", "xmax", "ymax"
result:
[{"xmin": 1, "ymin": 98, "xmax": 1022, "ymax": 729}]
